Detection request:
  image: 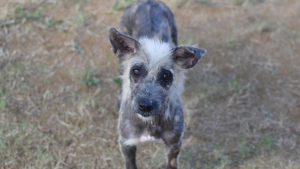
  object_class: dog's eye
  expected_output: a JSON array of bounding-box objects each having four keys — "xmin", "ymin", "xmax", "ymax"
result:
[
  {"xmin": 162, "ymin": 71, "xmax": 172, "ymax": 82},
  {"xmin": 133, "ymin": 69, "xmax": 140, "ymax": 75},
  {"xmin": 163, "ymin": 72, "xmax": 170, "ymax": 80}
]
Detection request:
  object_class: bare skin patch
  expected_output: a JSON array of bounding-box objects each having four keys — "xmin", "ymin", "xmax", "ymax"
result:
[{"xmin": 170, "ymin": 158, "xmax": 177, "ymax": 167}]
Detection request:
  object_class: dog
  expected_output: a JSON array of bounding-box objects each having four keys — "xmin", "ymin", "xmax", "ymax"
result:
[{"xmin": 109, "ymin": 0, "xmax": 206, "ymax": 168}]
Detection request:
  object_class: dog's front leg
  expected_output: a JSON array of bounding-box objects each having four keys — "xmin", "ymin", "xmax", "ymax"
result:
[
  {"xmin": 165, "ymin": 142, "xmax": 181, "ymax": 169},
  {"xmin": 120, "ymin": 140, "xmax": 138, "ymax": 169},
  {"xmin": 119, "ymin": 117, "xmax": 142, "ymax": 169}
]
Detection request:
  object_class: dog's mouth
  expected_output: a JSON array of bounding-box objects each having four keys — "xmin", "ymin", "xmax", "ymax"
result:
[
  {"xmin": 136, "ymin": 113, "xmax": 155, "ymax": 122},
  {"xmin": 136, "ymin": 111, "xmax": 158, "ymax": 117}
]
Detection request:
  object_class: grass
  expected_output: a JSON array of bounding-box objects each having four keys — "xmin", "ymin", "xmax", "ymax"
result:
[
  {"xmin": 0, "ymin": 121, "xmax": 58, "ymax": 168},
  {"xmin": 113, "ymin": 0, "xmax": 126, "ymax": 11},
  {"xmin": 194, "ymin": 0, "xmax": 212, "ymax": 6},
  {"xmin": 113, "ymin": 77, "xmax": 122, "ymax": 86},
  {"xmin": 45, "ymin": 20, "xmax": 63, "ymax": 27},
  {"xmin": 0, "ymin": 91, "xmax": 7, "ymax": 111},
  {"xmin": 227, "ymin": 80, "xmax": 251, "ymax": 93},
  {"xmin": 234, "ymin": 0, "xmax": 265, "ymax": 6},
  {"xmin": 113, "ymin": 0, "xmax": 135, "ymax": 11},
  {"xmin": 74, "ymin": 0, "xmax": 86, "ymax": 24},
  {"xmin": 15, "ymin": 3, "xmax": 42, "ymax": 22},
  {"xmin": 80, "ymin": 67, "xmax": 100, "ymax": 87},
  {"xmin": 257, "ymin": 134, "xmax": 273, "ymax": 152},
  {"xmin": 1, "ymin": 0, "xmax": 300, "ymax": 168}
]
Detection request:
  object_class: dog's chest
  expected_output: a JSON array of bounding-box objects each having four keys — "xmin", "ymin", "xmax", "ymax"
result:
[
  {"xmin": 140, "ymin": 130, "xmax": 163, "ymax": 143},
  {"xmin": 139, "ymin": 122, "xmax": 163, "ymax": 142}
]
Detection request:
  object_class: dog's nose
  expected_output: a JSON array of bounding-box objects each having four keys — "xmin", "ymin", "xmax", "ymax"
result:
[{"xmin": 138, "ymin": 99, "xmax": 153, "ymax": 112}]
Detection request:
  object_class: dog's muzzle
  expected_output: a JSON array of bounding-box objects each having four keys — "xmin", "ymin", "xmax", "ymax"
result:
[{"xmin": 136, "ymin": 98, "xmax": 158, "ymax": 117}]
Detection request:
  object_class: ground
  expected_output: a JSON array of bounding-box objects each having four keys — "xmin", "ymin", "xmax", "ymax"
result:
[{"xmin": 0, "ymin": 0, "xmax": 300, "ymax": 168}]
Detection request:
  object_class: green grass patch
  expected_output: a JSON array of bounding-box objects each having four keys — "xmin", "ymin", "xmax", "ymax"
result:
[
  {"xmin": 112, "ymin": 0, "xmax": 135, "ymax": 11},
  {"xmin": 74, "ymin": 0, "xmax": 86, "ymax": 24},
  {"xmin": 113, "ymin": 0, "xmax": 126, "ymax": 11},
  {"xmin": 194, "ymin": 0, "xmax": 212, "ymax": 6},
  {"xmin": 81, "ymin": 67, "xmax": 100, "ymax": 87},
  {"xmin": 257, "ymin": 133, "xmax": 273, "ymax": 152},
  {"xmin": 46, "ymin": 20, "xmax": 63, "ymax": 27},
  {"xmin": 113, "ymin": 77, "xmax": 121, "ymax": 86},
  {"xmin": 227, "ymin": 79, "xmax": 251, "ymax": 93},
  {"xmin": 15, "ymin": 4, "xmax": 42, "ymax": 22},
  {"xmin": 234, "ymin": 0, "xmax": 265, "ymax": 6}
]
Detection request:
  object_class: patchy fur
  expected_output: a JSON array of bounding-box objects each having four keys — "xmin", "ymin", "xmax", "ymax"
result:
[{"xmin": 108, "ymin": 0, "xmax": 206, "ymax": 169}]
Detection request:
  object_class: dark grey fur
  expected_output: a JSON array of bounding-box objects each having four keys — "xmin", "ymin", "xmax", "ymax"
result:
[
  {"xmin": 121, "ymin": 0, "xmax": 177, "ymax": 47},
  {"xmin": 108, "ymin": 0, "xmax": 206, "ymax": 169}
]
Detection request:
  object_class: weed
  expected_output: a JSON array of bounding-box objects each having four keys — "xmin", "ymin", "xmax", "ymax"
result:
[
  {"xmin": 112, "ymin": 0, "xmax": 135, "ymax": 11},
  {"xmin": 113, "ymin": 0, "xmax": 126, "ymax": 11},
  {"xmin": 46, "ymin": 20, "xmax": 63, "ymax": 27},
  {"xmin": 15, "ymin": 4, "xmax": 42, "ymax": 22},
  {"xmin": 113, "ymin": 77, "xmax": 121, "ymax": 86},
  {"xmin": 227, "ymin": 79, "xmax": 251, "ymax": 93},
  {"xmin": 257, "ymin": 134, "xmax": 273, "ymax": 152},
  {"xmin": 228, "ymin": 80, "xmax": 241, "ymax": 92},
  {"xmin": 194, "ymin": 0, "xmax": 211, "ymax": 5},
  {"xmin": 81, "ymin": 67, "xmax": 100, "ymax": 87},
  {"xmin": 234, "ymin": 0, "xmax": 265, "ymax": 6},
  {"xmin": 239, "ymin": 136, "xmax": 251, "ymax": 159},
  {"xmin": 75, "ymin": 0, "xmax": 86, "ymax": 24},
  {"xmin": 0, "ymin": 91, "xmax": 7, "ymax": 111}
]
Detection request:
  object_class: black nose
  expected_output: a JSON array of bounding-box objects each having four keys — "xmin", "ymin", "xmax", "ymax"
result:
[{"xmin": 138, "ymin": 99, "xmax": 154, "ymax": 112}]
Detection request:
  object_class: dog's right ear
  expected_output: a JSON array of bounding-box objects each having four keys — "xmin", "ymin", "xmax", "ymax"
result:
[{"xmin": 109, "ymin": 28, "xmax": 140, "ymax": 59}]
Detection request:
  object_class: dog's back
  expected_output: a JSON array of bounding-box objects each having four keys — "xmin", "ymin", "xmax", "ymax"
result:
[{"xmin": 121, "ymin": 0, "xmax": 177, "ymax": 47}]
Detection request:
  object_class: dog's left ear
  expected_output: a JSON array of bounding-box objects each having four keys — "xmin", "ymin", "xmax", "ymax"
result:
[
  {"xmin": 172, "ymin": 46, "xmax": 206, "ymax": 69},
  {"xmin": 109, "ymin": 28, "xmax": 140, "ymax": 59}
]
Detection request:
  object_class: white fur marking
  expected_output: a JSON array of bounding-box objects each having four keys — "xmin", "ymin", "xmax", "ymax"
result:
[
  {"xmin": 164, "ymin": 104, "xmax": 171, "ymax": 120},
  {"xmin": 124, "ymin": 138, "xmax": 140, "ymax": 146},
  {"xmin": 140, "ymin": 134, "xmax": 157, "ymax": 142},
  {"xmin": 175, "ymin": 115, "xmax": 180, "ymax": 122},
  {"xmin": 123, "ymin": 132, "xmax": 162, "ymax": 146},
  {"xmin": 139, "ymin": 38, "xmax": 172, "ymax": 66},
  {"xmin": 137, "ymin": 114, "xmax": 153, "ymax": 122}
]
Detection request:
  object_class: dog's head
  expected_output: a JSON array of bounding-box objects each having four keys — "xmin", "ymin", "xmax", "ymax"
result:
[{"xmin": 109, "ymin": 28, "xmax": 206, "ymax": 119}]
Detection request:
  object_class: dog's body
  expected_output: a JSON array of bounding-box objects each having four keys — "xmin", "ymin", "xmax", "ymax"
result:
[
  {"xmin": 120, "ymin": 0, "xmax": 177, "ymax": 47},
  {"xmin": 109, "ymin": 0, "xmax": 206, "ymax": 168}
]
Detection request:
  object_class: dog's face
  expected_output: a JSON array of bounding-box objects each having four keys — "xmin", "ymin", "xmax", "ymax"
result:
[
  {"xmin": 127, "ymin": 38, "xmax": 175, "ymax": 118},
  {"xmin": 109, "ymin": 28, "xmax": 205, "ymax": 119}
]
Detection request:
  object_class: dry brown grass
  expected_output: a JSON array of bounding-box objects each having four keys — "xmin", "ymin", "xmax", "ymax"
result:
[{"xmin": 0, "ymin": 0, "xmax": 300, "ymax": 168}]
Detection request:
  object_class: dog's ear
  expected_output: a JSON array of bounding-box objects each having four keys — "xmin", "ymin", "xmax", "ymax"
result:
[
  {"xmin": 172, "ymin": 46, "xmax": 206, "ymax": 69},
  {"xmin": 109, "ymin": 28, "xmax": 140, "ymax": 59}
]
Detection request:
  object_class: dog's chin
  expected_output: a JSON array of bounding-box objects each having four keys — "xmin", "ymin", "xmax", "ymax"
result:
[
  {"xmin": 135, "ymin": 109, "xmax": 159, "ymax": 122},
  {"xmin": 137, "ymin": 114, "xmax": 154, "ymax": 122}
]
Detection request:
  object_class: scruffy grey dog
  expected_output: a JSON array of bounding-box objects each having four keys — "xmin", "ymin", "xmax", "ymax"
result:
[{"xmin": 109, "ymin": 0, "xmax": 206, "ymax": 168}]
